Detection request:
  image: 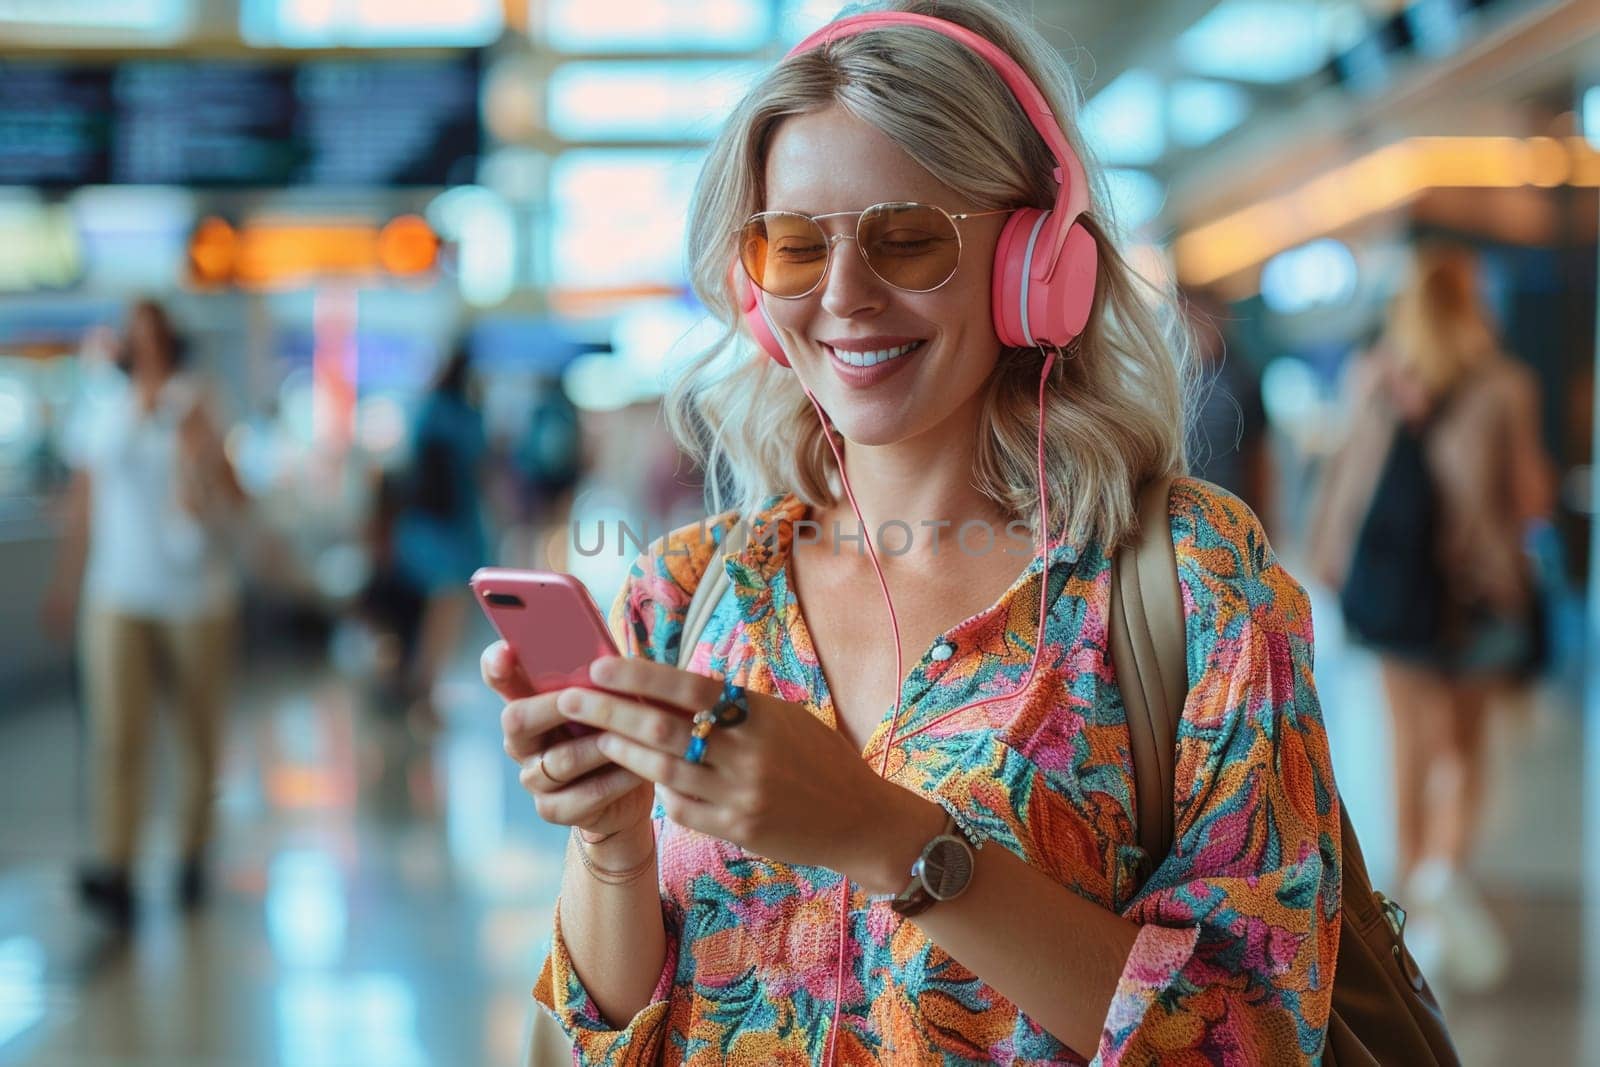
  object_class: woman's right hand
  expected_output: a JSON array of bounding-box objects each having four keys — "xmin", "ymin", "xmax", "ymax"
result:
[{"xmin": 482, "ymin": 641, "xmax": 655, "ymax": 841}]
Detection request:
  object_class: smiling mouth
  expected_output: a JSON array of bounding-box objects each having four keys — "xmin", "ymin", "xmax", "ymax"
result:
[{"xmin": 823, "ymin": 340, "xmax": 927, "ymax": 367}]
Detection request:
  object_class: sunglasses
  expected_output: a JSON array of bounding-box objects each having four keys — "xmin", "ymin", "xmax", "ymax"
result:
[{"xmin": 738, "ymin": 201, "xmax": 1010, "ymax": 299}]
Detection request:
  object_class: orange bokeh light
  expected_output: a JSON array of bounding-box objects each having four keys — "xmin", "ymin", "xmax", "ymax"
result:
[
  {"xmin": 188, "ymin": 216, "xmax": 238, "ymax": 286},
  {"xmin": 377, "ymin": 214, "xmax": 440, "ymax": 276},
  {"xmin": 187, "ymin": 215, "xmax": 441, "ymax": 289}
]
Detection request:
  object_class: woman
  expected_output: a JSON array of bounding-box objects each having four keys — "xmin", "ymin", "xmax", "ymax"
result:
[
  {"xmin": 486, "ymin": 2, "xmax": 1340, "ymax": 1062},
  {"xmin": 1311, "ymin": 244, "xmax": 1554, "ymax": 992},
  {"xmin": 46, "ymin": 299, "xmax": 246, "ymax": 925}
]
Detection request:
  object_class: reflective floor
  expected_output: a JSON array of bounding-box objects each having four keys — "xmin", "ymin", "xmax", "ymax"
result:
[{"xmin": 0, "ymin": 589, "xmax": 1586, "ymax": 1066}]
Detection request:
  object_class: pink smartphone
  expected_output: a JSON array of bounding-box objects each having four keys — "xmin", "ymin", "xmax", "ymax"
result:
[{"xmin": 471, "ymin": 567, "xmax": 616, "ymax": 734}]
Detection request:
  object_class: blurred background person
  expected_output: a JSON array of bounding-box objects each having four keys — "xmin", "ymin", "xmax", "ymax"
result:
[
  {"xmin": 354, "ymin": 466, "xmax": 428, "ymax": 713},
  {"xmin": 391, "ymin": 342, "xmax": 488, "ymax": 727},
  {"xmin": 1181, "ymin": 285, "xmax": 1273, "ymax": 530},
  {"xmin": 503, "ymin": 372, "xmax": 582, "ymax": 570},
  {"xmin": 1309, "ymin": 243, "xmax": 1556, "ymax": 993},
  {"xmin": 41, "ymin": 298, "xmax": 247, "ymax": 927}
]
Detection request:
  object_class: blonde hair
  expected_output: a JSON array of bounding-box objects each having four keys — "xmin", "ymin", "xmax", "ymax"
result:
[
  {"xmin": 1386, "ymin": 243, "xmax": 1498, "ymax": 397},
  {"xmin": 666, "ymin": 0, "xmax": 1193, "ymax": 550}
]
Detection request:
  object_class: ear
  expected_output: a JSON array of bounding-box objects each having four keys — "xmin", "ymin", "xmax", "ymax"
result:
[{"xmin": 733, "ymin": 264, "xmax": 790, "ymax": 367}]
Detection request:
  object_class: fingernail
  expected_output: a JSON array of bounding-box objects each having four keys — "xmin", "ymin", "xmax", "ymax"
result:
[
  {"xmin": 588, "ymin": 656, "xmax": 618, "ymax": 684},
  {"xmin": 556, "ymin": 690, "xmax": 583, "ymax": 717}
]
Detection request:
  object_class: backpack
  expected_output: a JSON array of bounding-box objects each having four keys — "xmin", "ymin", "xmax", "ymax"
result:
[
  {"xmin": 1107, "ymin": 479, "xmax": 1460, "ymax": 1066},
  {"xmin": 518, "ymin": 389, "xmax": 582, "ymax": 494},
  {"xmin": 1338, "ymin": 421, "xmax": 1447, "ymax": 660},
  {"xmin": 410, "ymin": 437, "xmax": 459, "ymax": 520}
]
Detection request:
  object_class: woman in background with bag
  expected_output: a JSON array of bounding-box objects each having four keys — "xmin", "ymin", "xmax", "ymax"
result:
[{"xmin": 1310, "ymin": 243, "xmax": 1556, "ymax": 993}]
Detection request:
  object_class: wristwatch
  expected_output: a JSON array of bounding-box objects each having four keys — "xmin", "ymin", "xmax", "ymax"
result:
[{"xmin": 890, "ymin": 814, "xmax": 976, "ymax": 917}]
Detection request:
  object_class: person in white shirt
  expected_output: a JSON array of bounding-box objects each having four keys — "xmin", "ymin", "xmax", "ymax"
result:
[{"xmin": 44, "ymin": 300, "xmax": 247, "ymax": 927}]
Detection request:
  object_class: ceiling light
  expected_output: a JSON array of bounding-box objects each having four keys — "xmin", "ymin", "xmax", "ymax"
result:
[
  {"xmin": 1168, "ymin": 79, "xmax": 1251, "ymax": 149},
  {"xmin": 1176, "ymin": 1, "xmax": 1333, "ymax": 84},
  {"xmin": 1081, "ymin": 69, "xmax": 1165, "ymax": 167},
  {"xmin": 1104, "ymin": 169, "xmax": 1167, "ymax": 232}
]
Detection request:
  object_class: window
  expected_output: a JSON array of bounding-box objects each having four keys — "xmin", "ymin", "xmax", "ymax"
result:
[
  {"xmin": 241, "ymin": 0, "xmax": 501, "ymax": 47},
  {"xmin": 0, "ymin": 0, "xmax": 192, "ymax": 43},
  {"xmin": 544, "ymin": 0, "xmax": 768, "ymax": 53},
  {"xmin": 1175, "ymin": 1, "xmax": 1338, "ymax": 84},
  {"xmin": 548, "ymin": 150, "xmax": 705, "ymax": 288},
  {"xmin": 548, "ymin": 62, "xmax": 761, "ymax": 142}
]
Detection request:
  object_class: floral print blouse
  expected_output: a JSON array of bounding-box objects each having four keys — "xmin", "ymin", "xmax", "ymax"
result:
[{"xmin": 534, "ymin": 478, "xmax": 1341, "ymax": 1065}]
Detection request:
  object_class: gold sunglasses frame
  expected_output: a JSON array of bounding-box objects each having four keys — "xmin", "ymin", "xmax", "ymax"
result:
[{"xmin": 739, "ymin": 201, "xmax": 1011, "ymax": 299}]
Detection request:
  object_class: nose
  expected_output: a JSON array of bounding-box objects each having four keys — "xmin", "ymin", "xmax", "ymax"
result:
[{"xmin": 817, "ymin": 232, "xmax": 888, "ymax": 321}]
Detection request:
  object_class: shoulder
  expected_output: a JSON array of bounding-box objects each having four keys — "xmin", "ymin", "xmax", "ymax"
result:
[
  {"xmin": 164, "ymin": 374, "xmax": 205, "ymax": 414},
  {"xmin": 631, "ymin": 509, "xmax": 744, "ymax": 598},
  {"xmin": 65, "ymin": 381, "xmax": 132, "ymax": 461},
  {"xmin": 167, "ymin": 373, "xmax": 232, "ymax": 428},
  {"xmin": 609, "ymin": 507, "xmax": 745, "ymax": 660},
  {"xmin": 1483, "ymin": 353, "xmax": 1539, "ymax": 406},
  {"xmin": 1167, "ymin": 477, "xmax": 1312, "ymax": 643},
  {"xmin": 1343, "ymin": 346, "xmax": 1384, "ymax": 392},
  {"xmin": 1440, "ymin": 354, "xmax": 1535, "ymax": 430},
  {"xmin": 614, "ymin": 493, "xmax": 802, "ymax": 654}
]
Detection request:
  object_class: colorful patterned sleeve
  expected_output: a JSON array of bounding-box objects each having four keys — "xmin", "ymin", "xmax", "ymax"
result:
[
  {"xmin": 529, "ymin": 515, "xmax": 731, "ymax": 1064},
  {"xmin": 533, "ymin": 899, "xmax": 679, "ymax": 1065},
  {"xmin": 1093, "ymin": 482, "xmax": 1342, "ymax": 1065}
]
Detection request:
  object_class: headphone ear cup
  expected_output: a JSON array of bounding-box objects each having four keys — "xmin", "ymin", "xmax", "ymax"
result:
[
  {"xmin": 1053, "ymin": 222, "xmax": 1098, "ymax": 341},
  {"xmin": 991, "ymin": 211, "xmax": 1098, "ymax": 349},
  {"xmin": 992, "ymin": 208, "xmax": 1043, "ymax": 349},
  {"xmin": 734, "ymin": 267, "xmax": 790, "ymax": 367}
]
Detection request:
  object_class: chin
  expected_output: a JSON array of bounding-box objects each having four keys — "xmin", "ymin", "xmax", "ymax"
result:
[{"xmin": 819, "ymin": 407, "xmax": 925, "ymax": 449}]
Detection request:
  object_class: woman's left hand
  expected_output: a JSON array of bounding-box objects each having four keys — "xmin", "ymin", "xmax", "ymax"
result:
[{"xmin": 557, "ymin": 656, "xmax": 918, "ymax": 885}]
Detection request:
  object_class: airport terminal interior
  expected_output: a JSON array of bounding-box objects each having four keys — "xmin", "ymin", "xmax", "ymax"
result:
[{"xmin": 1, "ymin": 0, "xmax": 1599, "ymax": 1064}]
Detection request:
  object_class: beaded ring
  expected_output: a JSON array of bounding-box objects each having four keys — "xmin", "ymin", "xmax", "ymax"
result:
[{"xmin": 683, "ymin": 678, "xmax": 750, "ymax": 764}]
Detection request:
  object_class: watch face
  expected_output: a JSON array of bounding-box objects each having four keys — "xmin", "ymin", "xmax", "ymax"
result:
[{"xmin": 921, "ymin": 836, "xmax": 974, "ymax": 901}]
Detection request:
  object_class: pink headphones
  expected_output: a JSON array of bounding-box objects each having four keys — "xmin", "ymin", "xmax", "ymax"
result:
[{"xmin": 734, "ymin": 10, "xmax": 1099, "ymax": 367}]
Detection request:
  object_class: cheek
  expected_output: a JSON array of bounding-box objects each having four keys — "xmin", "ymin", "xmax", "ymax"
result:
[
  {"xmin": 950, "ymin": 240, "xmax": 999, "ymax": 330},
  {"xmin": 762, "ymin": 295, "xmax": 813, "ymax": 339},
  {"xmin": 937, "ymin": 268, "xmax": 999, "ymax": 349}
]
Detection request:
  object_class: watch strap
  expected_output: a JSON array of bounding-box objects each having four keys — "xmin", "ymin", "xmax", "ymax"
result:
[{"xmin": 891, "ymin": 813, "xmax": 963, "ymax": 918}]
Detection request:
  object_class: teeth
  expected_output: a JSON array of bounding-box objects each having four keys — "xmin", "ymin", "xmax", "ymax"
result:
[{"xmin": 830, "ymin": 341, "xmax": 922, "ymax": 367}]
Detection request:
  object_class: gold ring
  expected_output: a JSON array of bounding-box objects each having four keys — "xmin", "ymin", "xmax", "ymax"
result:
[{"xmin": 535, "ymin": 751, "xmax": 569, "ymax": 787}]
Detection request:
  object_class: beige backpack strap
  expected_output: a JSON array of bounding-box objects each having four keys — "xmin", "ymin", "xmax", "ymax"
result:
[
  {"xmin": 676, "ymin": 519, "xmax": 748, "ymax": 668},
  {"xmin": 1107, "ymin": 478, "xmax": 1186, "ymax": 869}
]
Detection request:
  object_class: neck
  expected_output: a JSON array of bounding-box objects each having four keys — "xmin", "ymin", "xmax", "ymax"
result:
[
  {"xmin": 814, "ymin": 408, "xmax": 1011, "ymax": 565},
  {"xmin": 134, "ymin": 371, "xmax": 170, "ymax": 408}
]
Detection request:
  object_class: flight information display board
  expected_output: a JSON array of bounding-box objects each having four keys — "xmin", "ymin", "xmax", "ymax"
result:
[
  {"xmin": 0, "ymin": 64, "xmax": 113, "ymax": 186},
  {"xmin": 111, "ymin": 61, "xmax": 298, "ymax": 186},
  {"xmin": 0, "ymin": 53, "xmax": 480, "ymax": 188}
]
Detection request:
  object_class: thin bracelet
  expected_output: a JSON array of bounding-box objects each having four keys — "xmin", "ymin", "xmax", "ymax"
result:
[
  {"xmin": 571, "ymin": 827, "xmax": 657, "ymax": 886},
  {"xmin": 932, "ymin": 795, "xmax": 987, "ymax": 850}
]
